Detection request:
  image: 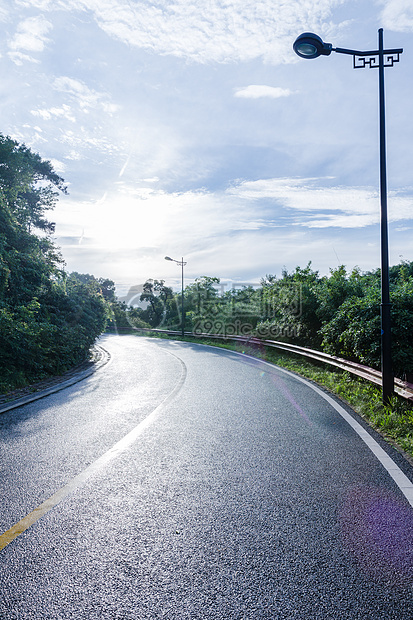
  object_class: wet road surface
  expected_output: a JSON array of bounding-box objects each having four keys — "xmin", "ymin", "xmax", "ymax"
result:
[{"xmin": 1, "ymin": 334, "xmax": 413, "ymax": 618}]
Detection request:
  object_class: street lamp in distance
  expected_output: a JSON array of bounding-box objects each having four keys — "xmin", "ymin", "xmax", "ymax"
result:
[{"xmin": 165, "ymin": 256, "xmax": 187, "ymax": 338}]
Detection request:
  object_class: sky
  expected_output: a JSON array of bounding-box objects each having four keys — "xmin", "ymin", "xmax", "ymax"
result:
[{"xmin": 0, "ymin": 0, "xmax": 412, "ymax": 296}]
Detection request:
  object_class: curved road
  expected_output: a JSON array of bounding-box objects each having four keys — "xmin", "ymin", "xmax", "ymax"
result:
[{"xmin": 1, "ymin": 334, "xmax": 413, "ymax": 619}]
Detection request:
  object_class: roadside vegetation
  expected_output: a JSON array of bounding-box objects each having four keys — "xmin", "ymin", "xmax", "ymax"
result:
[
  {"xmin": 0, "ymin": 133, "xmax": 152, "ymax": 394},
  {"xmin": 0, "ymin": 135, "xmax": 115, "ymax": 393},
  {"xmin": 128, "ymin": 264, "xmax": 413, "ymax": 382}
]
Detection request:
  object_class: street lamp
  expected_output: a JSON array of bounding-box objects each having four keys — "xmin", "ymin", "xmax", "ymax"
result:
[
  {"xmin": 165, "ymin": 256, "xmax": 187, "ymax": 337},
  {"xmin": 293, "ymin": 29, "xmax": 403, "ymax": 405}
]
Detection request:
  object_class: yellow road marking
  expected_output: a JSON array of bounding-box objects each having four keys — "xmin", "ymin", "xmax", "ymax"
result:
[
  {"xmin": 0, "ymin": 354, "xmax": 186, "ymax": 551},
  {"xmin": 0, "ymin": 417, "xmax": 150, "ymax": 550}
]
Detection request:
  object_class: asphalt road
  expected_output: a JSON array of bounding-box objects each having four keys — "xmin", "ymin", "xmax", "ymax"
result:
[{"xmin": 1, "ymin": 334, "xmax": 413, "ymax": 619}]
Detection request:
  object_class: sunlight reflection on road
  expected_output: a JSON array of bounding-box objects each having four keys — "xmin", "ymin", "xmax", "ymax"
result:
[{"xmin": 340, "ymin": 486, "xmax": 413, "ymax": 588}]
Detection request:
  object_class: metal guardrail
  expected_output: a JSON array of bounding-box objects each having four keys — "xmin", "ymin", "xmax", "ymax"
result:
[{"xmin": 128, "ymin": 327, "xmax": 413, "ymax": 402}]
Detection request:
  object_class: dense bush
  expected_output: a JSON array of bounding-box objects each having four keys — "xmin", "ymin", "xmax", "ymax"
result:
[
  {"xmin": 137, "ymin": 261, "xmax": 413, "ymax": 380},
  {"xmin": 105, "ymin": 300, "xmax": 151, "ymax": 331},
  {"xmin": 0, "ymin": 135, "xmax": 110, "ymax": 393}
]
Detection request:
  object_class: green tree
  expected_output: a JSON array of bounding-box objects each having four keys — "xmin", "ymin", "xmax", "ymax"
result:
[
  {"xmin": 98, "ymin": 277, "xmax": 116, "ymax": 302},
  {"xmin": 321, "ymin": 289, "xmax": 381, "ymax": 368},
  {"xmin": 316, "ymin": 265, "xmax": 364, "ymax": 324},
  {"xmin": 0, "ymin": 134, "xmax": 66, "ymax": 234},
  {"xmin": 140, "ymin": 279, "xmax": 173, "ymax": 327},
  {"xmin": 320, "ymin": 270, "xmax": 413, "ymax": 379},
  {"xmin": 257, "ymin": 263, "xmax": 321, "ymax": 345},
  {"xmin": 183, "ymin": 276, "xmax": 221, "ymax": 333},
  {"xmin": 105, "ymin": 300, "xmax": 151, "ymax": 331},
  {"xmin": 0, "ymin": 135, "xmax": 109, "ymax": 392}
]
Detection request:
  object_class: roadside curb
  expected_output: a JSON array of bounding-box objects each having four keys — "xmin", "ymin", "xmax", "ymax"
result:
[{"xmin": 0, "ymin": 345, "xmax": 111, "ymax": 414}]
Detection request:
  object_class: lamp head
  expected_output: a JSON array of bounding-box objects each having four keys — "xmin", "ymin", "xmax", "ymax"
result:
[
  {"xmin": 293, "ymin": 33, "xmax": 332, "ymax": 59},
  {"xmin": 164, "ymin": 256, "xmax": 173, "ymax": 261}
]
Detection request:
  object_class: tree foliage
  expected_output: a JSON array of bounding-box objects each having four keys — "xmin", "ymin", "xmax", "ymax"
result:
[
  {"xmin": 0, "ymin": 135, "xmax": 109, "ymax": 393},
  {"xmin": 135, "ymin": 261, "xmax": 413, "ymax": 380},
  {"xmin": 138, "ymin": 279, "xmax": 173, "ymax": 327}
]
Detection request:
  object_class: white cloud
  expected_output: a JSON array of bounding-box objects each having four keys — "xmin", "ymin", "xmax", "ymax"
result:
[
  {"xmin": 49, "ymin": 158, "xmax": 66, "ymax": 175},
  {"xmin": 52, "ymin": 77, "xmax": 121, "ymax": 118},
  {"xmin": 65, "ymin": 150, "xmax": 83, "ymax": 161},
  {"xmin": 58, "ymin": 129, "xmax": 119, "ymax": 155},
  {"xmin": 44, "ymin": 0, "xmax": 347, "ymax": 64},
  {"xmin": 4, "ymin": 0, "xmax": 413, "ymax": 288},
  {"xmin": 54, "ymin": 177, "xmax": 413, "ymax": 272},
  {"xmin": 54, "ymin": 183, "xmax": 266, "ymax": 260},
  {"xmin": 15, "ymin": 0, "xmax": 54, "ymax": 7},
  {"xmin": 234, "ymin": 85, "xmax": 294, "ymax": 99},
  {"xmin": 54, "ymin": 77, "xmax": 106, "ymax": 111},
  {"xmin": 8, "ymin": 51, "xmax": 40, "ymax": 65},
  {"xmin": 53, "ymin": 177, "xmax": 413, "ymax": 284},
  {"xmin": 31, "ymin": 105, "xmax": 76, "ymax": 122},
  {"xmin": 8, "ymin": 15, "xmax": 52, "ymax": 56},
  {"xmin": 380, "ymin": 0, "xmax": 413, "ymax": 32},
  {"xmin": 227, "ymin": 178, "xmax": 413, "ymax": 228},
  {"xmin": 52, "ymin": 173, "xmax": 413, "ymax": 285}
]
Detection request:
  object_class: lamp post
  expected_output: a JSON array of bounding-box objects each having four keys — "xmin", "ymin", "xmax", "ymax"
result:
[
  {"xmin": 293, "ymin": 30, "xmax": 403, "ymax": 405},
  {"xmin": 165, "ymin": 256, "xmax": 187, "ymax": 337}
]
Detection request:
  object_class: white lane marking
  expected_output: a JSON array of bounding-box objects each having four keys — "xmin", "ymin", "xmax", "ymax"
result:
[{"xmin": 234, "ymin": 349, "xmax": 413, "ymax": 508}]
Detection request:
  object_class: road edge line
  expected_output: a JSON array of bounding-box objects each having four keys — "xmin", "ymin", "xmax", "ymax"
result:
[{"xmin": 233, "ymin": 349, "xmax": 413, "ymax": 509}]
